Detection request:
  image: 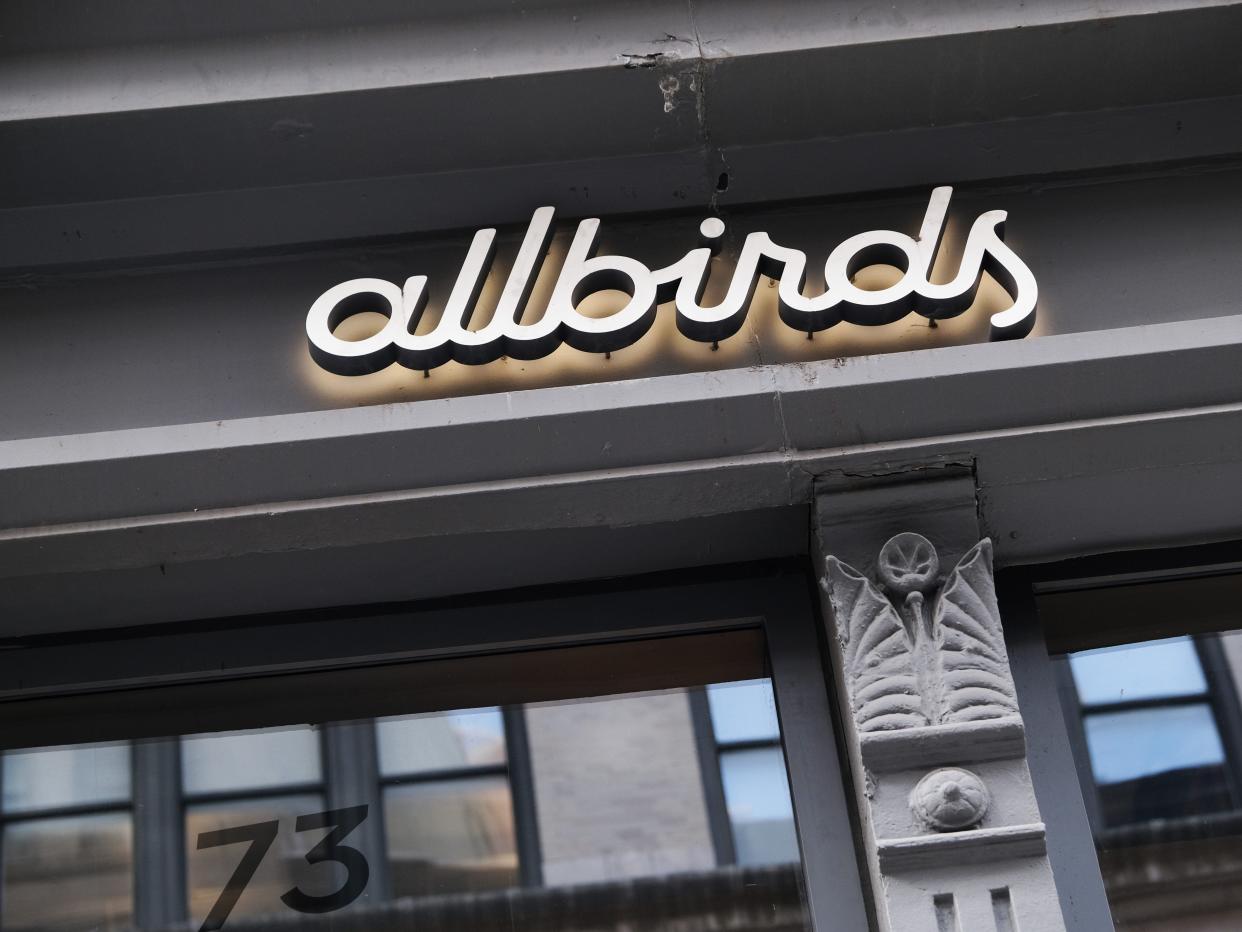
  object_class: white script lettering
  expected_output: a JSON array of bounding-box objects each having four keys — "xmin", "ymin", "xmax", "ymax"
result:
[{"xmin": 306, "ymin": 186, "xmax": 1038, "ymax": 375}]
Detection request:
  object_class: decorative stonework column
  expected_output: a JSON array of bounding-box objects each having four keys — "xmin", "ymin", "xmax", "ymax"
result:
[{"xmin": 814, "ymin": 472, "xmax": 1067, "ymax": 932}]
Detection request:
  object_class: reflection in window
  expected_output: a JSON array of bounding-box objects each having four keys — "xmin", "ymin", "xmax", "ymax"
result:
[
  {"xmin": 186, "ymin": 794, "xmax": 330, "ymax": 924},
  {"xmin": 1070, "ymin": 636, "xmax": 1208, "ymax": 705},
  {"xmin": 527, "ymin": 691, "xmax": 717, "ymax": 886},
  {"xmin": 707, "ymin": 680, "xmax": 782, "ymax": 744},
  {"xmin": 181, "ymin": 725, "xmax": 322, "ymax": 796},
  {"xmin": 719, "ymin": 747, "xmax": 799, "ymax": 865},
  {"xmin": 182, "ymin": 725, "xmax": 327, "ymax": 926},
  {"xmin": 1, "ymin": 743, "xmax": 134, "ymax": 932},
  {"xmin": 376, "ymin": 708, "xmax": 518, "ymax": 898},
  {"xmin": 4, "ymin": 743, "xmax": 131, "ymax": 815},
  {"xmin": 377, "ymin": 707, "xmax": 507, "ymax": 776},
  {"xmin": 1068, "ymin": 637, "xmax": 1234, "ymax": 827},
  {"xmin": 1063, "ymin": 630, "xmax": 1242, "ymax": 931},
  {"xmin": 384, "ymin": 777, "xmax": 518, "ymax": 896},
  {"xmin": 707, "ymin": 679, "xmax": 801, "ymax": 866},
  {"xmin": 0, "ymin": 649, "xmax": 814, "ymax": 930}
]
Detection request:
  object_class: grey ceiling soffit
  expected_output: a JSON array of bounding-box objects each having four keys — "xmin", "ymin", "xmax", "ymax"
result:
[{"xmin": 1, "ymin": 1, "xmax": 1241, "ymax": 269}]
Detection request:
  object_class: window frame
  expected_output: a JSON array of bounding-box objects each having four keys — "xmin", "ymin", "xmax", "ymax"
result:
[
  {"xmin": 0, "ymin": 742, "xmax": 138, "ymax": 930},
  {"xmin": 0, "ymin": 562, "xmax": 868, "ymax": 932},
  {"xmin": 691, "ymin": 680, "xmax": 799, "ymax": 869},
  {"xmin": 372, "ymin": 702, "xmax": 543, "ymax": 894},
  {"xmin": 1006, "ymin": 543, "xmax": 1242, "ymax": 932},
  {"xmin": 1055, "ymin": 634, "xmax": 1242, "ymax": 836}
]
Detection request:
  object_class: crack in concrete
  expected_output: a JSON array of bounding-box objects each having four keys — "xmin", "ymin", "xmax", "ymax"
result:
[{"xmin": 685, "ymin": 0, "xmax": 730, "ymax": 214}]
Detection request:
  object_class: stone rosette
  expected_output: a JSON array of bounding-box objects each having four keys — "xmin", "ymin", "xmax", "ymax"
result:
[{"xmin": 909, "ymin": 767, "xmax": 991, "ymax": 832}]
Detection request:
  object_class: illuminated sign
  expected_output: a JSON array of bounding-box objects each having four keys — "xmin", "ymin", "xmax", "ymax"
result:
[{"xmin": 306, "ymin": 186, "xmax": 1037, "ymax": 376}]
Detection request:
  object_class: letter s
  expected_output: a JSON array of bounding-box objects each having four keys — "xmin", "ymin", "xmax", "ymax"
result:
[{"xmin": 980, "ymin": 216, "xmax": 1038, "ymax": 341}]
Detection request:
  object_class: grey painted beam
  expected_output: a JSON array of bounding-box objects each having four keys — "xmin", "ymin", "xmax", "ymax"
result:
[
  {"xmin": 0, "ymin": 315, "xmax": 1238, "ymax": 530},
  {"xmin": 2, "ymin": 318, "xmax": 1242, "ymax": 632},
  {"xmin": 1, "ymin": 2, "xmax": 1240, "ymax": 269}
]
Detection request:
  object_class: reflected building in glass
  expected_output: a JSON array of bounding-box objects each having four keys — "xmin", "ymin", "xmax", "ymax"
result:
[
  {"xmin": 0, "ymin": 679, "xmax": 806, "ymax": 931},
  {"xmin": 1061, "ymin": 633, "xmax": 1242, "ymax": 931}
]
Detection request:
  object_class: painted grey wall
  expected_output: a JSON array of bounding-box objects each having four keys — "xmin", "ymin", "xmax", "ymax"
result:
[
  {"xmin": 3, "ymin": 1, "xmax": 1241, "ymax": 269},
  {"xmin": 1, "ymin": 167, "xmax": 1240, "ymax": 441}
]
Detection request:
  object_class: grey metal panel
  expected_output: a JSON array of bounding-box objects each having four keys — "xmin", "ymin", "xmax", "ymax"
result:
[
  {"xmin": 0, "ymin": 567, "xmax": 795, "ymax": 699},
  {"xmin": 0, "ymin": 509, "xmax": 810, "ymax": 635}
]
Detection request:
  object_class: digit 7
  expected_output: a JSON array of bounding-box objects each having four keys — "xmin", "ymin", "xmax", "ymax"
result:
[{"xmin": 195, "ymin": 820, "xmax": 279, "ymax": 932}]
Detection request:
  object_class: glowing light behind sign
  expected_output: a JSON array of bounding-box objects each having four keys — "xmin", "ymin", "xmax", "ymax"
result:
[{"xmin": 306, "ymin": 186, "xmax": 1037, "ymax": 376}]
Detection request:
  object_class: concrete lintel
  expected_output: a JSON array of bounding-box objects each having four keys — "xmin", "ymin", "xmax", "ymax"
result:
[
  {"xmin": 877, "ymin": 823, "xmax": 1048, "ymax": 873},
  {"xmin": 861, "ymin": 718, "xmax": 1027, "ymax": 773}
]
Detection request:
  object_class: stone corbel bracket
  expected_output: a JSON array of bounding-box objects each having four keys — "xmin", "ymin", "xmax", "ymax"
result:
[{"xmin": 821, "ymin": 530, "xmax": 1064, "ymax": 931}]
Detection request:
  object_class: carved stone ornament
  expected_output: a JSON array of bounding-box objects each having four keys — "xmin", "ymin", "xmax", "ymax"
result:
[
  {"xmin": 820, "ymin": 534, "xmax": 1019, "ymax": 733},
  {"xmin": 910, "ymin": 767, "xmax": 991, "ymax": 832}
]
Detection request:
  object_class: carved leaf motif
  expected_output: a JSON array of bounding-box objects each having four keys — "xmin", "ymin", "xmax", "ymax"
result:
[
  {"xmin": 932, "ymin": 539, "xmax": 1020, "ymax": 724},
  {"xmin": 823, "ymin": 557, "xmax": 929, "ymax": 732}
]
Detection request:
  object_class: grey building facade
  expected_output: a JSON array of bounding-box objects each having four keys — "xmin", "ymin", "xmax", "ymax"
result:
[{"xmin": 2, "ymin": 2, "xmax": 1242, "ymax": 930}]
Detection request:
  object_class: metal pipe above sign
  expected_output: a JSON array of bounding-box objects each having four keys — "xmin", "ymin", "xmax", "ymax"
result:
[{"xmin": 306, "ymin": 187, "xmax": 1038, "ymax": 376}]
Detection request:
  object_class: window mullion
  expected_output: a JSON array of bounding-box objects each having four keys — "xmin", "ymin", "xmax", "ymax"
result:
[
  {"xmin": 502, "ymin": 705, "xmax": 544, "ymax": 887},
  {"xmin": 132, "ymin": 738, "xmax": 187, "ymax": 928},
  {"xmin": 0, "ymin": 756, "xmax": 6, "ymax": 926},
  {"xmin": 687, "ymin": 687, "xmax": 737, "ymax": 866},
  {"xmin": 323, "ymin": 721, "xmax": 390, "ymax": 903},
  {"xmin": 1052, "ymin": 659, "xmax": 1106, "ymax": 835},
  {"xmin": 1195, "ymin": 636, "xmax": 1242, "ymax": 808},
  {"xmin": 764, "ymin": 589, "xmax": 870, "ymax": 932}
]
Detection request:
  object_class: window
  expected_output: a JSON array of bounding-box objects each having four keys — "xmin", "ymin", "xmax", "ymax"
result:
[
  {"xmin": 376, "ymin": 707, "xmax": 520, "ymax": 897},
  {"xmin": 702, "ymin": 679, "xmax": 800, "ymax": 866},
  {"xmin": 0, "ymin": 573, "xmax": 864, "ymax": 930},
  {"xmin": 1, "ymin": 742, "xmax": 134, "ymax": 932},
  {"xmin": 1043, "ymin": 569, "xmax": 1242, "ymax": 931},
  {"xmin": 182, "ymin": 725, "xmax": 329, "ymax": 925},
  {"xmin": 1067, "ymin": 637, "xmax": 1234, "ymax": 827}
]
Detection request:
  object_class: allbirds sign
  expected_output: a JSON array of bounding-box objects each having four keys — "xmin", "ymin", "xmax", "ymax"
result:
[{"xmin": 306, "ymin": 186, "xmax": 1038, "ymax": 376}]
